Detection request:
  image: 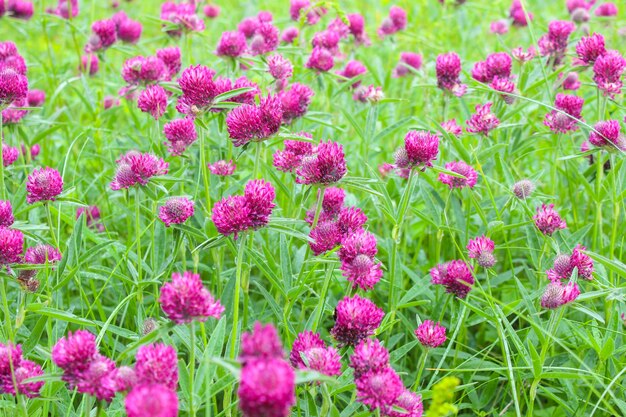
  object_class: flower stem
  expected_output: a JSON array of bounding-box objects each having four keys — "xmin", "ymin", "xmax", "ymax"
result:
[
  {"xmin": 199, "ymin": 124, "xmax": 212, "ymax": 214},
  {"xmin": 189, "ymin": 321, "xmax": 196, "ymax": 417},
  {"xmin": 412, "ymin": 348, "xmax": 429, "ymax": 391},
  {"xmin": 229, "ymin": 233, "xmax": 247, "ymax": 359},
  {"xmin": 45, "ymin": 204, "xmax": 59, "ymax": 249},
  {"xmin": 135, "ymin": 187, "xmax": 143, "ymax": 306}
]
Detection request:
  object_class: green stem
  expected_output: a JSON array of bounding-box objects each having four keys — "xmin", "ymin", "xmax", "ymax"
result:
[
  {"xmin": 199, "ymin": 125, "xmax": 212, "ymax": 214},
  {"xmin": 189, "ymin": 322, "xmax": 196, "ymax": 417},
  {"xmin": 229, "ymin": 234, "xmax": 247, "ymax": 359},
  {"xmin": 412, "ymin": 349, "xmax": 429, "ymax": 391},
  {"xmin": 45, "ymin": 204, "xmax": 59, "ymax": 249},
  {"xmin": 312, "ymin": 263, "xmax": 334, "ymax": 332},
  {"xmin": 592, "ymin": 152, "xmax": 603, "ymax": 251},
  {"xmin": 135, "ymin": 188, "xmax": 143, "ymax": 306}
]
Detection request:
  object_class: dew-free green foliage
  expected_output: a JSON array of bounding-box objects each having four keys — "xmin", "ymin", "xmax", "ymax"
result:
[{"xmin": 0, "ymin": 0, "xmax": 625, "ymax": 416}]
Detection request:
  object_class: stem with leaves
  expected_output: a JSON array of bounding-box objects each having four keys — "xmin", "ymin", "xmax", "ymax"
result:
[{"xmin": 229, "ymin": 233, "xmax": 247, "ymax": 359}]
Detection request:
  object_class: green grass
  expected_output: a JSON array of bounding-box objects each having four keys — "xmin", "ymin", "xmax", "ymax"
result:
[{"xmin": 1, "ymin": 0, "xmax": 625, "ymax": 416}]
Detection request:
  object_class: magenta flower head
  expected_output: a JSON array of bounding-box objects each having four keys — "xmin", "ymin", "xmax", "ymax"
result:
[
  {"xmin": 175, "ymin": 64, "xmax": 217, "ymax": 112},
  {"xmin": 337, "ymin": 60, "xmax": 367, "ymax": 86},
  {"xmin": 158, "ymin": 197, "xmax": 194, "ymax": 227},
  {"xmin": 27, "ymin": 89, "xmax": 45, "ymax": 107},
  {"xmin": 135, "ymin": 343, "xmax": 178, "ymax": 390},
  {"xmin": 296, "ymin": 140, "xmax": 347, "ymax": 185},
  {"xmin": 267, "ymin": 54, "xmax": 293, "ymax": 81},
  {"xmin": 415, "ymin": 320, "xmax": 447, "ymax": 348},
  {"xmin": 289, "ymin": 331, "xmax": 340, "ymax": 376},
  {"xmin": 490, "ymin": 19, "xmax": 509, "ymax": 35},
  {"xmin": 511, "ymin": 46, "xmax": 537, "ymax": 62},
  {"xmin": 306, "ymin": 47, "xmax": 334, "ymax": 72},
  {"xmin": 561, "ymin": 72, "xmax": 581, "ymax": 91},
  {"xmin": 156, "ymin": 47, "xmax": 181, "ymax": 80},
  {"xmin": 388, "ymin": 390, "xmax": 424, "ymax": 417},
  {"xmin": 0, "ymin": 200, "xmax": 14, "ymax": 227},
  {"xmin": 466, "ymin": 102, "xmax": 500, "ymax": 136},
  {"xmin": 547, "ymin": 244, "xmax": 594, "ymax": 281},
  {"xmin": 279, "ymin": 83, "xmax": 314, "ymax": 124},
  {"xmin": 394, "ymin": 130, "xmax": 439, "ymax": 171},
  {"xmin": 441, "ymin": 119, "xmax": 463, "ymax": 137},
  {"xmin": 7, "ymin": 1, "xmax": 34, "ymax": 19},
  {"xmin": 125, "ymin": 384, "xmax": 178, "ymax": 417},
  {"xmin": 110, "ymin": 151, "xmax": 168, "ymax": 190},
  {"xmin": 339, "ymin": 230, "xmax": 383, "ymax": 291},
  {"xmin": 87, "ymin": 19, "xmax": 117, "ymax": 52},
  {"xmin": 430, "ymin": 260, "xmax": 474, "ymax": 298},
  {"xmin": 512, "ymin": 179, "xmax": 535, "ymax": 199},
  {"xmin": 378, "ymin": 6, "xmax": 407, "ymax": 38},
  {"xmin": 2, "ymin": 143, "xmax": 19, "ymax": 167},
  {"xmin": 331, "ymin": 294, "xmax": 385, "ymax": 346},
  {"xmin": 208, "ymin": 160, "xmax": 236, "ymax": 176},
  {"xmin": 349, "ymin": 338, "xmax": 390, "ymax": 378},
  {"xmin": 467, "ymin": 235, "xmax": 496, "ymax": 268},
  {"xmin": 137, "ymin": 85, "xmax": 168, "ymax": 120},
  {"xmin": 544, "ymin": 93, "xmax": 584, "ymax": 134},
  {"xmin": 241, "ymin": 322, "xmax": 284, "ymax": 361},
  {"xmin": 273, "ymin": 139, "xmax": 314, "ymax": 173},
  {"xmin": 281, "ymin": 27, "xmax": 299, "ymax": 44},
  {"xmin": 24, "ymin": 244, "xmax": 62, "ymax": 264},
  {"xmin": 51, "ymin": 330, "xmax": 97, "ymax": 374},
  {"xmin": 533, "ymin": 203, "xmax": 567, "ymax": 235},
  {"xmin": 249, "ymin": 23, "xmax": 280, "ymax": 56},
  {"xmin": 227, "ymin": 95, "xmax": 283, "ymax": 147},
  {"xmin": 204, "ymin": 4, "xmax": 220, "ymax": 18},
  {"xmin": 160, "ymin": 2, "xmax": 204, "ymax": 36},
  {"xmin": 216, "ymin": 31, "xmax": 247, "ymax": 57},
  {"xmin": 289, "ymin": 331, "xmax": 324, "ymax": 368},
  {"xmin": 2, "ymin": 358, "xmax": 45, "ymax": 398},
  {"xmin": 509, "ymin": 0, "xmax": 533, "ymax": 26},
  {"xmin": 541, "ymin": 282, "xmax": 580, "ymax": 309},
  {"xmin": 593, "ymin": 50, "xmax": 626, "ymax": 98},
  {"xmin": 576, "ymin": 33, "xmax": 607, "ymax": 65},
  {"xmin": 0, "ymin": 342, "xmax": 22, "ymax": 378},
  {"xmin": 356, "ymin": 367, "xmax": 404, "ymax": 413},
  {"xmin": 353, "ymin": 85, "xmax": 384, "ymax": 103},
  {"xmin": 0, "ymin": 68, "xmax": 28, "ymax": 108},
  {"xmin": 393, "ymin": 52, "xmax": 423, "ymax": 77},
  {"xmin": 309, "ymin": 221, "xmax": 342, "ymax": 255},
  {"xmin": 438, "ymin": 161, "xmax": 478, "ymax": 189},
  {"xmin": 537, "ymin": 20, "xmax": 576, "ymax": 66},
  {"xmin": 0, "ymin": 227, "xmax": 23, "ymax": 265},
  {"xmin": 595, "ymin": 2, "xmax": 618, "ymax": 16},
  {"xmin": 244, "ymin": 179, "xmax": 276, "ymax": 228},
  {"xmin": 436, "ymin": 52, "xmax": 467, "ymax": 97},
  {"xmin": 163, "ymin": 118, "xmax": 198, "ymax": 156},
  {"xmin": 588, "ymin": 120, "xmax": 626, "ymax": 151},
  {"xmin": 26, "ymin": 167, "xmax": 63, "ymax": 204},
  {"xmin": 117, "ymin": 18, "xmax": 142, "ymax": 44},
  {"xmin": 238, "ymin": 358, "xmax": 296, "ymax": 417},
  {"xmin": 159, "ymin": 271, "xmax": 224, "ymax": 324}
]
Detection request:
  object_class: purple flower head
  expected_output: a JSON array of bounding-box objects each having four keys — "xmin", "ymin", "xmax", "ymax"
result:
[
  {"xmin": 73, "ymin": 354, "xmax": 118, "ymax": 401},
  {"xmin": 510, "ymin": 0, "xmax": 533, "ymax": 26},
  {"xmin": 512, "ymin": 46, "xmax": 537, "ymax": 62},
  {"xmin": 356, "ymin": 367, "xmax": 404, "ymax": 413},
  {"xmin": 241, "ymin": 322, "xmax": 284, "ymax": 361},
  {"xmin": 438, "ymin": 161, "xmax": 478, "ymax": 189},
  {"xmin": 135, "ymin": 343, "xmax": 178, "ymax": 390},
  {"xmin": 533, "ymin": 204, "xmax": 567, "ymax": 235},
  {"xmin": 378, "ymin": 6, "xmax": 407, "ymax": 38},
  {"xmin": 249, "ymin": 23, "xmax": 280, "ymax": 56},
  {"xmin": 212, "ymin": 195, "xmax": 252, "ymax": 238},
  {"xmin": 244, "ymin": 179, "xmax": 276, "ymax": 228},
  {"xmin": 306, "ymin": 47, "xmax": 334, "ymax": 72},
  {"xmin": 544, "ymin": 93, "xmax": 584, "ymax": 133},
  {"xmin": 430, "ymin": 260, "xmax": 474, "ymax": 298},
  {"xmin": 158, "ymin": 197, "xmax": 194, "ymax": 227},
  {"xmin": 238, "ymin": 17, "xmax": 260, "ymax": 38},
  {"xmin": 466, "ymin": 102, "xmax": 500, "ymax": 135},
  {"xmin": 122, "ymin": 56, "xmax": 167, "ymax": 85},
  {"xmin": 156, "ymin": 47, "xmax": 182, "ymax": 79},
  {"xmin": 159, "ymin": 271, "xmax": 223, "ymax": 324},
  {"xmin": 281, "ymin": 27, "xmax": 299, "ymax": 43},
  {"xmin": 160, "ymin": 2, "xmax": 204, "ymax": 36},
  {"xmin": 331, "ymin": 294, "xmax": 384, "ymax": 346},
  {"xmin": 208, "ymin": 160, "xmax": 236, "ymax": 176},
  {"xmin": 279, "ymin": 83, "xmax": 314, "ymax": 124},
  {"xmin": 561, "ymin": 72, "xmax": 581, "ymax": 91},
  {"xmin": 393, "ymin": 52, "xmax": 423, "ymax": 77},
  {"xmin": 339, "ymin": 230, "xmax": 382, "ymax": 291},
  {"xmin": 204, "ymin": 5, "xmax": 220, "ymax": 18},
  {"xmin": 137, "ymin": 85, "xmax": 168, "ymax": 120},
  {"xmin": 302, "ymin": 347, "xmax": 342, "ymax": 376},
  {"xmin": 2, "ymin": 143, "xmax": 19, "ymax": 167},
  {"xmin": 50, "ymin": 0, "xmax": 79, "ymax": 19},
  {"xmin": 117, "ymin": 18, "xmax": 142, "ymax": 44},
  {"xmin": 467, "ymin": 235, "xmax": 496, "ymax": 268},
  {"xmin": 26, "ymin": 167, "xmax": 63, "ymax": 204},
  {"xmin": 238, "ymin": 358, "xmax": 295, "ymax": 417},
  {"xmin": 589, "ymin": 120, "xmax": 626, "ymax": 151},
  {"xmin": 110, "ymin": 152, "xmax": 168, "ymax": 190},
  {"xmin": 395, "ymin": 130, "xmax": 439, "ymax": 170},
  {"xmin": 7, "ymin": 1, "xmax": 34, "ymax": 20},
  {"xmin": 289, "ymin": 331, "xmax": 324, "ymax": 368},
  {"xmin": 0, "ymin": 342, "xmax": 22, "ymax": 380},
  {"xmin": 567, "ymin": 0, "xmax": 594, "ymax": 13},
  {"xmin": 296, "ymin": 140, "xmax": 347, "ymax": 185},
  {"xmin": 547, "ymin": 244, "xmax": 594, "ymax": 281},
  {"xmin": 273, "ymin": 139, "xmax": 314, "ymax": 173},
  {"xmin": 512, "ymin": 179, "xmax": 535, "ymax": 199},
  {"xmin": 312, "ymin": 30, "xmax": 340, "ymax": 53},
  {"xmin": 125, "ymin": 384, "xmax": 178, "ymax": 417},
  {"xmin": 490, "ymin": 19, "xmax": 509, "ymax": 35},
  {"xmin": 415, "ymin": 320, "xmax": 447, "ymax": 348},
  {"xmin": 27, "ymin": 89, "xmax": 45, "ymax": 107},
  {"xmin": 163, "ymin": 118, "xmax": 197, "ymax": 156},
  {"xmin": 216, "ymin": 31, "xmax": 247, "ymax": 57},
  {"xmin": 436, "ymin": 53, "xmax": 467, "ymax": 96},
  {"xmin": 227, "ymin": 95, "xmax": 283, "ymax": 147},
  {"xmin": 231, "ymin": 77, "xmax": 260, "ymax": 105},
  {"xmin": 593, "ymin": 50, "xmax": 626, "ymax": 98},
  {"xmin": 0, "ymin": 200, "xmax": 14, "ymax": 227},
  {"xmin": 485, "ymin": 52, "xmax": 512, "ymax": 81},
  {"xmin": 388, "ymin": 390, "xmax": 424, "ymax": 417},
  {"xmin": 595, "ymin": 2, "xmax": 618, "ymax": 16},
  {"xmin": 349, "ymin": 338, "xmax": 390, "ymax": 378},
  {"xmin": 337, "ymin": 206, "xmax": 367, "ymax": 236},
  {"xmin": 309, "ymin": 220, "xmax": 342, "ymax": 255},
  {"xmin": 176, "ymin": 64, "xmax": 217, "ymax": 112},
  {"xmin": 0, "ymin": 225, "xmax": 21, "ymax": 265},
  {"xmin": 0, "ymin": 68, "xmax": 28, "ymax": 107},
  {"xmin": 353, "ymin": 85, "xmax": 385, "ymax": 103},
  {"xmin": 441, "ymin": 119, "xmax": 463, "ymax": 137},
  {"xmin": 267, "ymin": 54, "xmax": 293, "ymax": 81},
  {"xmin": 87, "ymin": 19, "xmax": 117, "ymax": 52},
  {"xmin": 541, "ymin": 282, "xmax": 580, "ymax": 309},
  {"xmin": 51, "ymin": 330, "xmax": 97, "ymax": 374},
  {"xmin": 24, "ymin": 244, "xmax": 62, "ymax": 264},
  {"xmin": 289, "ymin": 0, "xmax": 326, "ymax": 25},
  {"xmin": 337, "ymin": 60, "xmax": 367, "ymax": 87},
  {"xmin": 2, "ymin": 359, "xmax": 45, "ymax": 398},
  {"xmin": 576, "ymin": 33, "xmax": 606, "ymax": 65}
]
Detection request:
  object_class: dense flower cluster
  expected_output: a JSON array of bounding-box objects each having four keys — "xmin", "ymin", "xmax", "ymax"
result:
[
  {"xmin": 159, "ymin": 271, "xmax": 224, "ymax": 324},
  {"xmin": 0, "ymin": 342, "xmax": 44, "ymax": 398},
  {"xmin": 430, "ymin": 260, "xmax": 475, "ymax": 299},
  {"xmin": 110, "ymin": 151, "xmax": 168, "ymax": 190}
]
